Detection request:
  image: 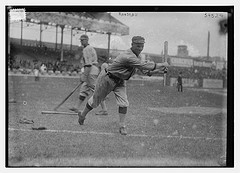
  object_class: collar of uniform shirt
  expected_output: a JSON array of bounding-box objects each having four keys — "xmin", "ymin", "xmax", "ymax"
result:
[
  {"xmin": 83, "ymin": 44, "xmax": 89, "ymax": 48},
  {"xmin": 130, "ymin": 48, "xmax": 139, "ymax": 57},
  {"xmin": 129, "ymin": 48, "xmax": 142, "ymax": 59}
]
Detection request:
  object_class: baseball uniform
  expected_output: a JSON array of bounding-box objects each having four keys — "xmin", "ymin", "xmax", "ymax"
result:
[
  {"xmin": 79, "ymin": 44, "xmax": 99, "ymax": 98},
  {"xmin": 87, "ymin": 48, "xmax": 156, "ymax": 109}
]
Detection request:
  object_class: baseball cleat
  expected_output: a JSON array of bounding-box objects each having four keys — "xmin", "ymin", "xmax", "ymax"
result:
[
  {"xmin": 32, "ymin": 127, "xmax": 47, "ymax": 130},
  {"xmin": 119, "ymin": 127, "xmax": 127, "ymax": 135},
  {"xmin": 78, "ymin": 112, "xmax": 85, "ymax": 125},
  {"xmin": 9, "ymin": 99, "xmax": 17, "ymax": 103},
  {"xmin": 19, "ymin": 118, "xmax": 34, "ymax": 124},
  {"xmin": 69, "ymin": 107, "xmax": 79, "ymax": 113},
  {"xmin": 95, "ymin": 110, "xmax": 108, "ymax": 115}
]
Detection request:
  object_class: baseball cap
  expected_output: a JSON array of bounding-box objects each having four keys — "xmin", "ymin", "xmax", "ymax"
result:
[
  {"xmin": 80, "ymin": 34, "xmax": 89, "ymax": 40},
  {"xmin": 132, "ymin": 36, "xmax": 145, "ymax": 44}
]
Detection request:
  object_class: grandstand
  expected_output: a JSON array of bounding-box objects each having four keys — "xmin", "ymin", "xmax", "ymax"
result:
[
  {"xmin": 9, "ymin": 39, "xmax": 108, "ymax": 73},
  {"xmin": 8, "ymin": 37, "xmax": 227, "ymax": 89},
  {"xmin": 8, "ymin": 12, "xmax": 129, "ymax": 62}
]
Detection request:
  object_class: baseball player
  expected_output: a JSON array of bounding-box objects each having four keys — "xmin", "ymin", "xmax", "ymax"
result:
[
  {"xmin": 69, "ymin": 34, "xmax": 100, "ymax": 112},
  {"xmin": 76, "ymin": 36, "xmax": 169, "ymax": 135},
  {"xmin": 177, "ymin": 71, "xmax": 183, "ymax": 92}
]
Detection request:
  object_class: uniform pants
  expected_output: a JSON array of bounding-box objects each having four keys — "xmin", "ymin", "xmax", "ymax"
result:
[
  {"xmin": 79, "ymin": 65, "xmax": 99, "ymax": 98},
  {"xmin": 88, "ymin": 70, "xmax": 129, "ymax": 108},
  {"xmin": 79, "ymin": 74, "xmax": 98, "ymax": 98}
]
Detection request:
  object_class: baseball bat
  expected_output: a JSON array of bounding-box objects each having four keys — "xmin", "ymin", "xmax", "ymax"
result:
[
  {"xmin": 42, "ymin": 110, "xmax": 78, "ymax": 115},
  {"xmin": 53, "ymin": 82, "xmax": 82, "ymax": 111}
]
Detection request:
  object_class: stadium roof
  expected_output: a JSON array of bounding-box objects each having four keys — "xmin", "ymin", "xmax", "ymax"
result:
[{"xmin": 26, "ymin": 12, "xmax": 129, "ymax": 36}]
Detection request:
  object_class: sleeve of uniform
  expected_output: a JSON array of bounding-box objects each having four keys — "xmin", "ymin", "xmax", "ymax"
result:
[{"xmin": 126, "ymin": 55, "xmax": 156, "ymax": 71}]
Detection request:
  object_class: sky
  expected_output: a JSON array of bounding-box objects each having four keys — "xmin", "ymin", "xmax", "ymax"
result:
[
  {"xmin": 9, "ymin": 11, "xmax": 228, "ymax": 59},
  {"xmin": 111, "ymin": 12, "xmax": 228, "ymax": 58}
]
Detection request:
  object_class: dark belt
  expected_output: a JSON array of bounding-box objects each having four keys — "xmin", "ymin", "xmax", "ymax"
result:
[
  {"xmin": 84, "ymin": 64, "xmax": 92, "ymax": 67},
  {"xmin": 105, "ymin": 69, "xmax": 121, "ymax": 84}
]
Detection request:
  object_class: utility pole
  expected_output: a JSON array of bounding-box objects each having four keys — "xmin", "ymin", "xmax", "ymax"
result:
[
  {"xmin": 20, "ymin": 20, "xmax": 23, "ymax": 45},
  {"xmin": 70, "ymin": 27, "xmax": 73, "ymax": 51},
  {"xmin": 55, "ymin": 25, "xmax": 58, "ymax": 50},
  {"xmin": 163, "ymin": 41, "xmax": 168, "ymax": 86},
  {"xmin": 60, "ymin": 25, "xmax": 64, "ymax": 61},
  {"xmin": 107, "ymin": 12, "xmax": 112, "ymax": 60},
  {"xmin": 39, "ymin": 23, "xmax": 42, "ymax": 47},
  {"xmin": 207, "ymin": 31, "xmax": 210, "ymax": 59}
]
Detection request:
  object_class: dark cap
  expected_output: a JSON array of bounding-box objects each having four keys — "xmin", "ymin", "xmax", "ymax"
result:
[
  {"xmin": 132, "ymin": 36, "xmax": 145, "ymax": 44},
  {"xmin": 80, "ymin": 34, "xmax": 89, "ymax": 40}
]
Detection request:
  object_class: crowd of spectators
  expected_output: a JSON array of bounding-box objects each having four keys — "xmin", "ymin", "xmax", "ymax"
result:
[
  {"xmin": 167, "ymin": 66, "xmax": 226, "ymax": 80},
  {"xmin": 134, "ymin": 62, "xmax": 226, "ymax": 81},
  {"xmin": 8, "ymin": 44, "xmax": 88, "ymax": 75},
  {"xmin": 8, "ymin": 43, "xmax": 226, "ymax": 81}
]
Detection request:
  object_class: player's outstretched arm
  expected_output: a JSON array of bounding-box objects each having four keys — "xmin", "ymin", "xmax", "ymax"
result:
[{"xmin": 145, "ymin": 68, "xmax": 166, "ymax": 77}]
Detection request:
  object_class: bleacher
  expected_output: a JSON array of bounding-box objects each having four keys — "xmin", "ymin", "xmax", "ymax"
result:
[
  {"xmin": 8, "ymin": 43, "xmax": 108, "ymax": 76},
  {"xmin": 167, "ymin": 66, "xmax": 226, "ymax": 80}
]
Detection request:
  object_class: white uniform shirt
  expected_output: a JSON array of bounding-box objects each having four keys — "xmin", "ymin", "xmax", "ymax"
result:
[
  {"xmin": 82, "ymin": 45, "xmax": 98, "ymax": 66},
  {"xmin": 82, "ymin": 45, "xmax": 99, "ymax": 75}
]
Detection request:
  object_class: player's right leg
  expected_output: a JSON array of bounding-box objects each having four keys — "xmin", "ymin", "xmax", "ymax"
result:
[{"xmin": 78, "ymin": 70, "xmax": 115, "ymax": 125}]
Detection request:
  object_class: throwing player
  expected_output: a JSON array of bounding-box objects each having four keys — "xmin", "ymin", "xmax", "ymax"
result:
[{"xmin": 77, "ymin": 36, "xmax": 169, "ymax": 135}]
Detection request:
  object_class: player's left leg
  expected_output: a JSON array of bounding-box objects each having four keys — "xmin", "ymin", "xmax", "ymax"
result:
[
  {"xmin": 69, "ymin": 82, "xmax": 88, "ymax": 112},
  {"xmin": 177, "ymin": 83, "xmax": 180, "ymax": 92},
  {"xmin": 113, "ymin": 82, "xmax": 129, "ymax": 135},
  {"xmin": 70, "ymin": 74, "xmax": 97, "ymax": 112},
  {"xmin": 118, "ymin": 107, "xmax": 128, "ymax": 135}
]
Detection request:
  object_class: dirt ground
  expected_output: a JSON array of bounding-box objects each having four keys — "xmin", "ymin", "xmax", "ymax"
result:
[{"xmin": 7, "ymin": 74, "xmax": 228, "ymax": 167}]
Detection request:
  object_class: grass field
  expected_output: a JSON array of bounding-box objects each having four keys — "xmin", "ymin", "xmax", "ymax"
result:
[{"xmin": 7, "ymin": 74, "xmax": 227, "ymax": 167}]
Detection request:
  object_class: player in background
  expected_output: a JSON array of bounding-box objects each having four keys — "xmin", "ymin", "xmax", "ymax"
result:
[
  {"xmin": 177, "ymin": 71, "xmax": 183, "ymax": 92},
  {"xmin": 77, "ymin": 36, "xmax": 169, "ymax": 135},
  {"xmin": 69, "ymin": 34, "xmax": 99, "ymax": 113}
]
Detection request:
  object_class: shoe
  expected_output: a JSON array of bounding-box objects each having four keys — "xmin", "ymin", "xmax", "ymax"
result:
[
  {"xmin": 32, "ymin": 126, "xmax": 47, "ymax": 130},
  {"xmin": 9, "ymin": 99, "xmax": 16, "ymax": 103},
  {"xmin": 19, "ymin": 118, "xmax": 34, "ymax": 124},
  {"xmin": 95, "ymin": 110, "xmax": 108, "ymax": 115},
  {"xmin": 119, "ymin": 127, "xmax": 127, "ymax": 135},
  {"xmin": 78, "ymin": 112, "xmax": 85, "ymax": 125},
  {"xmin": 69, "ymin": 107, "xmax": 79, "ymax": 113}
]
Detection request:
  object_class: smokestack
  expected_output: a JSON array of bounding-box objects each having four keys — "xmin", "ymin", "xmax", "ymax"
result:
[
  {"xmin": 207, "ymin": 31, "xmax": 210, "ymax": 58},
  {"xmin": 164, "ymin": 41, "xmax": 168, "ymax": 62},
  {"xmin": 164, "ymin": 41, "xmax": 168, "ymax": 56}
]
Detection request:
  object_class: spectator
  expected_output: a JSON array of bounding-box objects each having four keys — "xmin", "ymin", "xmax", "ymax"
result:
[
  {"xmin": 34, "ymin": 62, "xmax": 40, "ymax": 81},
  {"xmin": 40, "ymin": 63, "xmax": 47, "ymax": 74}
]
